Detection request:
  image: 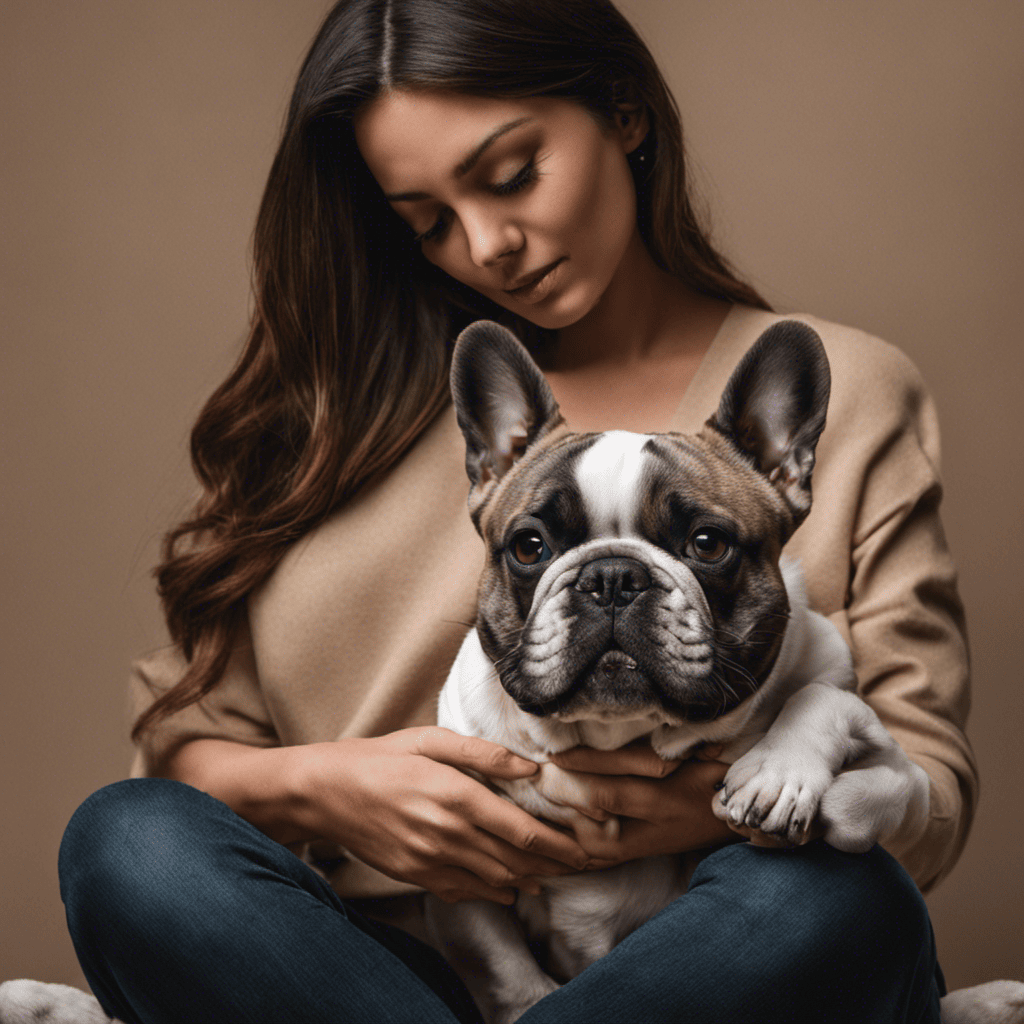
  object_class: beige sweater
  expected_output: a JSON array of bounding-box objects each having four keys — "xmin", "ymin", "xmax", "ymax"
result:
[{"xmin": 131, "ymin": 305, "xmax": 977, "ymax": 896}]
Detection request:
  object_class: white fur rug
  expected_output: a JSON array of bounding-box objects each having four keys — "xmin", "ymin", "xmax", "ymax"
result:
[
  {"xmin": 2, "ymin": 976, "xmax": 1023, "ymax": 1023},
  {"xmin": 0, "ymin": 980, "xmax": 122, "ymax": 1023}
]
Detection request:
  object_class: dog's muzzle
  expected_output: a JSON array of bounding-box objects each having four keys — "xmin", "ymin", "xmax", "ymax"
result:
[{"xmin": 497, "ymin": 541, "xmax": 728, "ymax": 720}]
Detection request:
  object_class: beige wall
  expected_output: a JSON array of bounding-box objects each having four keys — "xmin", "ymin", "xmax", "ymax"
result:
[{"xmin": 2, "ymin": 0, "xmax": 1021, "ymax": 994}]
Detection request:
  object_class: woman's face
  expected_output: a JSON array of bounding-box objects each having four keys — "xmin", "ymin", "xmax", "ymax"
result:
[{"xmin": 353, "ymin": 90, "xmax": 646, "ymax": 330}]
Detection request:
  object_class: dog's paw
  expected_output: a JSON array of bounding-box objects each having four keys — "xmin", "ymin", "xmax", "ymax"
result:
[
  {"xmin": 488, "ymin": 974, "xmax": 561, "ymax": 1024},
  {"xmin": 715, "ymin": 746, "xmax": 832, "ymax": 845}
]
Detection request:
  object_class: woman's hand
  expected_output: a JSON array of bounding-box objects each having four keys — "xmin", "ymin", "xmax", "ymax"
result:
[
  {"xmin": 546, "ymin": 743, "xmax": 740, "ymax": 863},
  {"xmin": 288, "ymin": 728, "xmax": 592, "ymax": 904}
]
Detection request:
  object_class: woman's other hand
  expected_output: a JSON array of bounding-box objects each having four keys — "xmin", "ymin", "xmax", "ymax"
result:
[{"xmin": 545, "ymin": 743, "xmax": 741, "ymax": 862}]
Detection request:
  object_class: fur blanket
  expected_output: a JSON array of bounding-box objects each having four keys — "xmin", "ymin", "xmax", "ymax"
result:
[{"xmin": 2, "ymin": 976, "xmax": 1023, "ymax": 1023}]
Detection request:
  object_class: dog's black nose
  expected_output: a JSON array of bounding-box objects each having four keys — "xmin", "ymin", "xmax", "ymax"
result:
[{"xmin": 575, "ymin": 558, "xmax": 651, "ymax": 608}]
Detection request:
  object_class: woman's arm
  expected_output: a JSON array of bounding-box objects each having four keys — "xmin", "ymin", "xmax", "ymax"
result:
[
  {"xmin": 801, "ymin": 327, "xmax": 977, "ymax": 891},
  {"xmin": 162, "ymin": 729, "xmax": 592, "ymax": 904}
]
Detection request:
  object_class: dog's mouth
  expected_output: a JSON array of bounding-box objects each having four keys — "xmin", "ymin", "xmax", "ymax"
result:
[
  {"xmin": 506, "ymin": 641, "xmax": 761, "ymax": 723},
  {"xmin": 593, "ymin": 646, "xmax": 637, "ymax": 675},
  {"xmin": 507, "ymin": 640, "xmax": 681, "ymax": 718}
]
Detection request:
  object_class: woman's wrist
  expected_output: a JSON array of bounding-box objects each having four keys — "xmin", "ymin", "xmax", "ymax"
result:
[{"xmin": 162, "ymin": 737, "xmax": 325, "ymax": 846}]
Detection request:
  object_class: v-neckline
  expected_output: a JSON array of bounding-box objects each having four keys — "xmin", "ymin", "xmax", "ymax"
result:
[{"xmin": 665, "ymin": 303, "xmax": 781, "ymax": 435}]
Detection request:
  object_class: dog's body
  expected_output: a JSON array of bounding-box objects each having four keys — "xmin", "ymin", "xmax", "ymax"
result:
[
  {"xmin": 435, "ymin": 558, "xmax": 888, "ymax": 1016},
  {"xmin": 426, "ymin": 319, "xmax": 932, "ymax": 1023}
]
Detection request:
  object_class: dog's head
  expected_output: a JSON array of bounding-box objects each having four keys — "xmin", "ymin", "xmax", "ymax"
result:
[{"xmin": 451, "ymin": 319, "xmax": 829, "ymax": 725}]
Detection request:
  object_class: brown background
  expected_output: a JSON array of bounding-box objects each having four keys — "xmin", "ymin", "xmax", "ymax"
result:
[{"xmin": 3, "ymin": 0, "xmax": 1021, "ymax": 994}]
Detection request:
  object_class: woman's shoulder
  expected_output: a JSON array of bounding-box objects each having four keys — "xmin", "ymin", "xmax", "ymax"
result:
[
  {"xmin": 721, "ymin": 305, "xmax": 933, "ymax": 435},
  {"xmin": 796, "ymin": 312, "xmax": 927, "ymax": 404}
]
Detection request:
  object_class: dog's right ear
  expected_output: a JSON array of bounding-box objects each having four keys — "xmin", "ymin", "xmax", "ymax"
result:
[{"xmin": 450, "ymin": 320, "xmax": 563, "ymax": 489}]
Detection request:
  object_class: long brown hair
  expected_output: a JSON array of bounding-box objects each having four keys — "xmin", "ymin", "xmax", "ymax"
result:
[{"xmin": 135, "ymin": 0, "xmax": 770, "ymax": 739}]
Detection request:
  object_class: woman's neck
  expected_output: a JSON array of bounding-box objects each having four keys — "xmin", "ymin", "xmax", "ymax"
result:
[{"xmin": 551, "ymin": 229, "xmax": 729, "ymax": 373}]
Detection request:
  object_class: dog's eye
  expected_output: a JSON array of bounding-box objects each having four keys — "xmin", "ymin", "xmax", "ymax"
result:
[
  {"xmin": 510, "ymin": 530, "xmax": 550, "ymax": 566},
  {"xmin": 687, "ymin": 528, "xmax": 731, "ymax": 563}
]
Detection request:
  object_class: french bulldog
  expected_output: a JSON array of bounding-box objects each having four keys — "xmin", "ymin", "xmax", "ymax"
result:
[{"xmin": 426, "ymin": 318, "xmax": 931, "ymax": 1024}]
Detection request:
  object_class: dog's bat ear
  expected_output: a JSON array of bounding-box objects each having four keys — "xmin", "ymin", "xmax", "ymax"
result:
[
  {"xmin": 450, "ymin": 320, "xmax": 564, "ymax": 488},
  {"xmin": 708, "ymin": 320, "xmax": 830, "ymax": 526}
]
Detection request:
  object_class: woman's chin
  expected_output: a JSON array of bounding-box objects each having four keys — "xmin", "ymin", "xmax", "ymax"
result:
[{"xmin": 499, "ymin": 286, "xmax": 599, "ymax": 332}]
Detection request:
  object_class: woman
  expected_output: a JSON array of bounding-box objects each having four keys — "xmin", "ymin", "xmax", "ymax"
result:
[{"xmin": 59, "ymin": 1, "xmax": 975, "ymax": 1021}]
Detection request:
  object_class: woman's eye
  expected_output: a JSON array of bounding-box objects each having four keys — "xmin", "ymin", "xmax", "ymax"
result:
[
  {"xmin": 510, "ymin": 530, "xmax": 550, "ymax": 566},
  {"xmin": 490, "ymin": 158, "xmax": 537, "ymax": 197},
  {"xmin": 414, "ymin": 210, "xmax": 451, "ymax": 244},
  {"xmin": 412, "ymin": 158, "xmax": 538, "ymax": 245},
  {"xmin": 686, "ymin": 528, "xmax": 731, "ymax": 563}
]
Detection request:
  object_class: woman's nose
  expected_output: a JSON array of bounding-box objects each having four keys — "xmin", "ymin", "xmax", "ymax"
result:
[{"xmin": 462, "ymin": 205, "xmax": 524, "ymax": 267}]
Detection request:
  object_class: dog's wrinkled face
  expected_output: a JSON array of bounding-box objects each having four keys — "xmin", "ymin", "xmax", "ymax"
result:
[
  {"xmin": 451, "ymin": 320, "xmax": 830, "ymax": 725},
  {"xmin": 475, "ymin": 430, "xmax": 793, "ymax": 722}
]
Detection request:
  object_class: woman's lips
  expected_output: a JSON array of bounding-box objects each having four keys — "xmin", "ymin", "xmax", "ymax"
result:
[{"xmin": 504, "ymin": 258, "xmax": 566, "ymax": 303}]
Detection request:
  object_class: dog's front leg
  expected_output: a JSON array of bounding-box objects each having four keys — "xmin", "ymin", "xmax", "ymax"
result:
[
  {"xmin": 814, "ymin": 701, "xmax": 931, "ymax": 854},
  {"xmin": 424, "ymin": 894, "xmax": 559, "ymax": 1024},
  {"xmin": 715, "ymin": 683, "xmax": 928, "ymax": 850}
]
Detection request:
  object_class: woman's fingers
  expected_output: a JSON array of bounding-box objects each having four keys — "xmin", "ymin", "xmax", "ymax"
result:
[
  {"xmin": 316, "ymin": 733, "xmax": 590, "ymax": 896},
  {"xmin": 558, "ymin": 771, "xmax": 664, "ymax": 818},
  {"xmin": 469, "ymin": 832, "xmax": 583, "ymax": 880},
  {"xmin": 411, "ymin": 864, "xmax": 520, "ymax": 905},
  {"xmin": 537, "ymin": 759, "xmax": 735, "ymax": 861},
  {"xmin": 384, "ymin": 729, "xmax": 591, "ymax": 868},
  {"xmin": 546, "ymin": 757, "xmax": 728, "ymax": 818},
  {"xmin": 574, "ymin": 810, "xmax": 740, "ymax": 862},
  {"xmin": 466, "ymin": 784, "xmax": 591, "ymax": 871},
  {"xmin": 549, "ymin": 742, "xmax": 680, "ymax": 777},
  {"xmin": 395, "ymin": 726, "xmax": 540, "ymax": 780}
]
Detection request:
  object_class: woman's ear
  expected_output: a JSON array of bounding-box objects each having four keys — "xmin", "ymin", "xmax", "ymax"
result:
[
  {"xmin": 610, "ymin": 79, "xmax": 649, "ymax": 154},
  {"xmin": 616, "ymin": 106, "xmax": 650, "ymax": 155}
]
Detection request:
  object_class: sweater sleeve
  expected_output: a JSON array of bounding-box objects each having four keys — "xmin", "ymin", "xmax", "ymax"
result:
[
  {"xmin": 128, "ymin": 613, "xmax": 279, "ymax": 778},
  {"xmin": 825, "ymin": 339, "xmax": 977, "ymax": 892}
]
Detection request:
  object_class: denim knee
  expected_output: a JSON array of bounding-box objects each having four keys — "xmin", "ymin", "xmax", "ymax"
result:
[
  {"xmin": 689, "ymin": 840, "xmax": 931, "ymax": 955},
  {"xmin": 59, "ymin": 777, "xmax": 317, "ymax": 949},
  {"xmin": 686, "ymin": 840, "xmax": 938, "ymax": 1021},
  {"xmin": 62, "ymin": 778, "xmax": 218, "ymax": 921}
]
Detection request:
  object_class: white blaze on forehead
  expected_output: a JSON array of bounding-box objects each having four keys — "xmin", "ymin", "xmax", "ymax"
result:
[{"xmin": 574, "ymin": 431, "xmax": 654, "ymax": 537}]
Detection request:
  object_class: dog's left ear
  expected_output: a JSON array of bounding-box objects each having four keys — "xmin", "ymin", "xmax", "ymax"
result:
[
  {"xmin": 708, "ymin": 320, "xmax": 830, "ymax": 525},
  {"xmin": 450, "ymin": 320, "xmax": 563, "ymax": 488}
]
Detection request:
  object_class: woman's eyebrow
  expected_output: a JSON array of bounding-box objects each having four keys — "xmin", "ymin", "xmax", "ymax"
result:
[{"xmin": 384, "ymin": 116, "xmax": 534, "ymax": 202}]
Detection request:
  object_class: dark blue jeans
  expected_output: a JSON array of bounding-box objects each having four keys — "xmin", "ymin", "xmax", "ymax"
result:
[{"xmin": 59, "ymin": 778, "xmax": 943, "ymax": 1023}]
